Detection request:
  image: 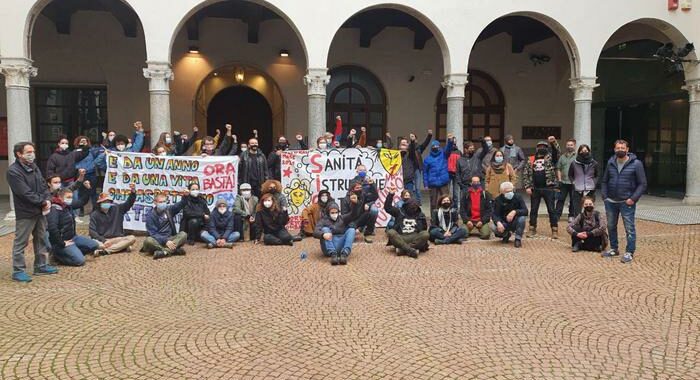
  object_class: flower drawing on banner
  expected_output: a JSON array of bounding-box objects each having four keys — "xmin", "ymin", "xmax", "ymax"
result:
[{"xmin": 283, "ymin": 178, "xmax": 312, "ymax": 214}]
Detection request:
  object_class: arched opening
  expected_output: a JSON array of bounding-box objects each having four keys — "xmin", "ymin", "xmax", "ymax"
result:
[
  {"xmin": 594, "ymin": 20, "xmax": 694, "ymax": 197},
  {"xmin": 327, "ymin": 6, "xmax": 447, "ymax": 142},
  {"xmin": 435, "ymin": 70, "xmax": 505, "ymax": 143},
  {"xmin": 169, "ymin": 0, "xmax": 307, "ymax": 151},
  {"xmin": 207, "ymin": 86, "xmax": 273, "ymax": 153},
  {"xmin": 326, "ymin": 65, "xmax": 387, "ymax": 142},
  {"xmin": 467, "ymin": 14, "xmax": 578, "ymax": 150},
  {"xmin": 27, "ymin": 0, "xmax": 147, "ymax": 168}
]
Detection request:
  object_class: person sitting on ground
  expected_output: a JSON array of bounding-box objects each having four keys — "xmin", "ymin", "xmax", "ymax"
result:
[
  {"xmin": 386, "ymin": 189, "xmax": 412, "ymax": 230},
  {"xmin": 313, "ymin": 201, "xmax": 361, "ymax": 266},
  {"xmin": 350, "ymin": 165, "xmax": 380, "ymax": 241},
  {"xmin": 491, "ymin": 181, "xmax": 529, "ymax": 248},
  {"xmin": 89, "ymin": 185, "xmax": 138, "ymax": 256},
  {"xmin": 340, "ymin": 179, "xmax": 378, "ymax": 243},
  {"xmin": 567, "ymin": 197, "xmax": 608, "ymax": 253},
  {"xmin": 429, "ymin": 195, "xmax": 467, "ymax": 245},
  {"xmin": 143, "ymin": 193, "xmax": 188, "ymax": 259},
  {"xmin": 201, "ymin": 199, "xmax": 240, "ymax": 249},
  {"xmin": 47, "ymin": 188, "xmax": 98, "ymax": 266},
  {"xmin": 180, "ymin": 182, "xmax": 210, "ymax": 245},
  {"xmin": 384, "ymin": 186, "xmax": 430, "ymax": 258},
  {"xmin": 460, "ymin": 176, "xmax": 493, "ymax": 240},
  {"xmin": 298, "ymin": 190, "xmax": 333, "ymax": 239},
  {"xmin": 261, "ymin": 179, "xmax": 288, "ymax": 210},
  {"xmin": 233, "ymin": 183, "xmax": 258, "ymax": 241},
  {"xmin": 254, "ymin": 193, "xmax": 293, "ymax": 246}
]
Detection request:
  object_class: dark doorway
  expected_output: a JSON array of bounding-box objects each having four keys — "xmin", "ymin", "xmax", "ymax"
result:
[{"xmin": 207, "ymin": 86, "xmax": 273, "ymax": 154}]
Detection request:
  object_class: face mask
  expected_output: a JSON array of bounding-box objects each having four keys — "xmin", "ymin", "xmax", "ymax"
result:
[
  {"xmin": 240, "ymin": 148, "xmax": 248, "ymax": 153},
  {"xmin": 320, "ymin": 195, "xmax": 328, "ymax": 203},
  {"xmin": 218, "ymin": 207, "xmax": 227, "ymax": 214},
  {"xmin": 269, "ymin": 186, "xmax": 277, "ymax": 192},
  {"xmin": 79, "ymin": 142, "xmax": 87, "ymax": 147},
  {"xmin": 567, "ymin": 147, "xmax": 575, "ymax": 153},
  {"xmin": 100, "ymin": 203, "xmax": 112, "ymax": 211},
  {"xmin": 241, "ymin": 191, "xmax": 251, "ymax": 199},
  {"xmin": 190, "ymin": 190, "xmax": 200, "ymax": 197},
  {"xmin": 156, "ymin": 203, "xmax": 168, "ymax": 212},
  {"xmin": 358, "ymin": 171, "xmax": 366, "ymax": 178},
  {"xmin": 403, "ymin": 196, "xmax": 411, "ymax": 201},
  {"xmin": 165, "ymin": 137, "xmax": 172, "ymax": 144},
  {"xmin": 615, "ymin": 150, "xmax": 627, "ymax": 158},
  {"xmin": 158, "ymin": 152, "xmax": 167, "ymax": 156},
  {"xmin": 318, "ymin": 143, "xmax": 327, "ymax": 149},
  {"xmin": 485, "ymin": 141, "xmax": 493, "ymax": 148},
  {"xmin": 63, "ymin": 197, "xmax": 73, "ymax": 206},
  {"xmin": 400, "ymin": 145, "xmax": 408, "ymax": 151},
  {"xmin": 579, "ymin": 152, "xmax": 590, "ymax": 159},
  {"xmin": 329, "ymin": 212, "xmax": 339, "ymax": 221},
  {"xmin": 278, "ymin": 142, "xmax": 288, "ymax": 149},
  {"xmin": 51, "ymin": 183, "xmax": 61, "ymax": 191},
  {"xmin": 116, "ymin": 145, "xmax": 126, "ymax": 151},
  {"xmin": 536, "ymin": 148, "xmax": 548, "ymax": 156},
  {"xmin": 59, "ymin": 143, "xmax": 69, "ymax": 150},
  {"xmin": 584, "ymin": 206, "xmax": 594, "ymax": 212},
  {"xmin": 376, "ymin": 143, "xmax": 383, "ymax": 149},
  {"xmin": 504, "ymin": 191, "xmax": 514, "ymax": 200},
  {"xmin": 506, "ymin": 141, "xmax": 513, "ymax": 147},
  {"xmin": 263, "ymin": 200, "xmax": 273, "ymax": 208},
  {"xmin": 494, "ymin": 156, "xmax": 504, "ymax": 164},
  {"xmin": 250, "ymin": 145, "xmax": 258, "ymax": 151},
  {"xmin": 431, "ymin": 147, "xmax": 439, "ymax": 152},
  {"xmin": 108, "ymin": 135, "xmax": 115, "ymax": 142},
  {"xmin": 23, "ymin": 153, "xmax": 36, "ymax": 163},
  {"xmin": 442, "ymin": 202, "xmax": 451, "ymax": 209},
  {"xmin": 471, "ymin": 183, "xmax": 481, "ymax": 189}
]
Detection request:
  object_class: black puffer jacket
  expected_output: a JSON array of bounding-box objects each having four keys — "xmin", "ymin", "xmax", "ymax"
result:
[
  {"xmin": 181, "ymin": 195, "xmax": 211, "ymax": 220},
  {"xmin": 46, "ymin": 148, "xmax": 89, "ymax": 181}
]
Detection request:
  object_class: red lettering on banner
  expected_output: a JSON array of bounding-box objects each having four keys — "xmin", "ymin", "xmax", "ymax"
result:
[
  {"xmin": 310, "ymin": 153, "xmax": 322, "ymax": 174},
  {"xmin": 204, "ymin": 163, "xmax": 236, "ymax": 176}
]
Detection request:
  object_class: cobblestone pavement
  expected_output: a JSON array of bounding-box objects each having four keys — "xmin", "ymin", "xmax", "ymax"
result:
[{"xmin": 0, "ymin": 218, "xmax": 698, "ymax": 379}]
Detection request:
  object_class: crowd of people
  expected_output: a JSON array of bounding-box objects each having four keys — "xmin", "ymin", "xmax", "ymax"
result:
[{"xmin": 7, "ymin": 119, "xmax": 647, "ymax": 282}]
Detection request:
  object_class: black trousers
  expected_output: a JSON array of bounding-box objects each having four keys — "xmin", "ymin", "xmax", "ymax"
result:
[
  {"xmin": 181, "ymin": 217, "xmax": 204, "ymax": 242},
  {"xmin": 555, "ymin": 183, "xmax": 573, "ymax": 220},
  {"xmin": 570, "ymin": 190, "xmax": 596, "ymax": 218},
  {"xmin": 571, "ymin": 233, "xmax": 604, "ymax": 252},
  {"xmin": 263, "ymin": 229, "xmax": 293, "ymax": 245},
  {"xmin": 530, "ymin": 188, "xmax": 558, "ymax": 227}
]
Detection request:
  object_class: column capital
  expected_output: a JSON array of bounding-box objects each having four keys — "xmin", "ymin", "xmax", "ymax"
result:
[
  {"xmin": 0, "ymin": 58, "xmax": 38, "ymax": 89},
  {"xmin": 684, "ymin": 79, "xmax": 700, "ymax": 103},
  {"xmin": 304, "ymin": 68, "xmax": 330, "ymax": 96},
  {"xmin": 441, "ymin": 73, "xmax": 469, "ymax": 99},
  {"xmin": 569, "ymin": 76, "xmax": 599, "ymax": 102},
  {"xmin": 143, "ymin": 61, "xmax": 173, "ymax": 93}
]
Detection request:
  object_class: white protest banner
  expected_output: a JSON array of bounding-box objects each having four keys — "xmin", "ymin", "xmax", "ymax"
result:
[
  {"xmin": 280, "ymin": 147, "xmax": 404, "ymax": 229},
  {"xmin": 102, "ymin": 151, "xmax": 239, "ymax": 231}
]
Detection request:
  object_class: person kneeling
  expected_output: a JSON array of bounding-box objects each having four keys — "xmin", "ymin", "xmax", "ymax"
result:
[
  {"xmin": 89, "ymin": 185, "xmax": 138, "ymax": 256},
  {"xmin": 429, "ymin": 195, "xmax": 467, "ymax": 245},
  {"xmin": 143, "ymin": 194, "xmax": 188, "ymax": 259},
  {"xmin": 254, "ymin": 194, "xmax": 293, "ymax": 246},
  {"xmin": 460, "ymin": 176, "xmax": 493, "ymax": 240},
  {"xmin": 566, "ymin": 197, "xmax": 608, "ymax": 253},
  {"xmin": 313, "ymin": 202, "xmax": 360, "ymax": 265},
  {"xmin": 384, "ymin": 186, "xmax": 430, "ymax": 258},
  {"xmin": 491, "ymin": 181, "xmax": 529, "ymax": 248},
  {"xmin": 47, "ymin": 188, "xmax": 99, "ymax": 266},
  {"xmin": 201, "ymin": 199, "xmax": 240, "ymax": 249}
]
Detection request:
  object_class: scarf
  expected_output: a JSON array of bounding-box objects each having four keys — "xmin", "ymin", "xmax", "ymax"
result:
[{"xmin": 437, "ymin": 207, "xmax": 453, "ymax": 232}]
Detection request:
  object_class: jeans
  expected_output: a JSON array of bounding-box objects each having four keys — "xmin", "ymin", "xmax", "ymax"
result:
[
  {"xmin": 12, "ymin": 216, "xmax": 50, "ymax": 274},
  {"xmin": 529, "ymin": 188, "xmax": 558, "ymax": 228},
  {"xmin": 142, "ymin": 231, "xmax": 188, "ymax": 254},
  {"xmin": 53, "ymin": 235, "xmax": 99, "ymax": 266},
  {"xmin": 604, "ymin": 200, "xmax": 637, "ymax": 254},
  {"xmin": 450, "ymin": 176, "xmax": 461, "ymax": 210},
  {"xmin": 429, "ymin": 226, "xmax": 467, "ymax": 244},
  {"xmin": 555, "ymin": 183, "xmax": 573, "ymax": 220},
  {"xmin": 404, "ymin": 181, "xmax": 421, "ymax": 204},
  {"xmin": 492, "ymin": 216, "xmax": 526, "ymax": 240},
  {"xmin": 200, "ymin": 230, "xmax": 241, "ymax": 244},
  {"xmin": 319, "ymin": 227, "xmax": 356, "ymax": 256},
  {"xmin": 354, "ymin": 205, "xmax": 378, "ymax": 234}
]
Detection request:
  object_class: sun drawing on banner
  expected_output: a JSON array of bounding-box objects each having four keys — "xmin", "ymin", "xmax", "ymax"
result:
[
  {"xmin": 283, "ymin": 178, "xmax": 312, "ymax": 214},
  {"xmin": 379, "ymin": 149, "xmax": 402, "ymax": 176}
]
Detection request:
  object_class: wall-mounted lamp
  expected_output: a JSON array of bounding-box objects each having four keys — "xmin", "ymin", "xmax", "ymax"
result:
[
  {"xmin": 279, "ymin": 49, "xmax": 290, "ymax": 57},
  {"xmin": 188, "ymin": 46, "xmax": 200, "ymax": 54},
  {"xmin": 234, "ymin": 67, "xmax": 245, "ymax": 83}
]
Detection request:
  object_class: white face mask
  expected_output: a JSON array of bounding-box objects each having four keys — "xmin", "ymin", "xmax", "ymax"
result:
[
  {"xmin": 190, "ymin": 190, "xmax": 200, "ymax": 197},
  {"xmin": 63, "ymin": 197, "xmax": 73, "ymax": 206},
  {"xmin": 59, "ymin": 143, "xmax": 69, "ymax": 150},
  {"xmin": 329, "ymin": 212, "xmax": 339, "ymax": 221},
  {"xmin": 240, "ymin": 148, "xmax": 248, "ymax": 153},
  {"xmin": 22, "ymin": 153, "xmax": 36, "ymax": 163},
  {"xmin": 51, "ymin": 183, "xmax": 61, "ymax": 191},
  {"xmin": 158, "ymin": 152, "xmax": 167, "ymax": 156},
  {"xmin": 376, "ymin": 143, "xmax": 383, "ymax": 149},
  {"xmin": 165, "ymin": 137, "xmax": 172, "ymax": 144},
  {"xmin": 116, "ymin": 145, "xmax": 126, "ymax": 151},
  {"xmin": 318, "ymin": 143, "xmax": 327, "ymax": 149},
  {"xmin": 218, "ymin": 207, "xmax": 227, "ymax": 214},
  {"xmin": 320, "ymin": 195, "xmax": 328, "ymax": 203},
  {"xmin": 241, "ymin": 190, "xmax": 251, "ymax": 199},
  {"xmin": 263, "ymin": 200, "xmax": 273, "ymax": 208},
  {"xmin": 108, "ymin": 135, "xmax": 115, "ymax": 142}
]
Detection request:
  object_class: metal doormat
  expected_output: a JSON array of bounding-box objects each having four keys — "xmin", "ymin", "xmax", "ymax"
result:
[{"xmin": 636, "ymin": 207, "xmax": 700, "ymax": 225}]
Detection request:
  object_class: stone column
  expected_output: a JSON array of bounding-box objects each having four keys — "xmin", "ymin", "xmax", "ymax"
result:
[
  {"xmin": 304, "ymin": 68, "xmax": 330, "ymax": 147},
  {"xmin": 569, "ymin": 77, "xmax": 599, "ymax": 147},
  {"xmin": 442, "ymin": 73, "xmax": 468, "ymax": 146},
  {"xmin": 143, "ymin": 62, "xmax": 174, "ymax": 148},
  {"xmin": 683, "ymin": 79, "xmax": 700, "ymax": 205},
  {"xmin": 0, "ymin": 58, "xmax": 38, "ymax": 220}
]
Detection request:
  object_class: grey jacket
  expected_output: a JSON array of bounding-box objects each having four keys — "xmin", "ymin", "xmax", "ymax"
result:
[{"xmin": 501, "ymin": 144, "xmax": 526, "ymax": 171}]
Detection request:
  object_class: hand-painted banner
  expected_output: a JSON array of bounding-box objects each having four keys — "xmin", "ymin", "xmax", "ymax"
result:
[
  {"xmin": 280, "ymin": 148, "xmax": 404, "ymax": 229},
  {"xmin": 102, "ymin": 151, "xmax": 239, "ymax": 231}
]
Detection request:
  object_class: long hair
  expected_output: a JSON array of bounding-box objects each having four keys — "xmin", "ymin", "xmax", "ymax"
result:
[
  {"xmin": 157, "ymin": 132, "xmax": 174, "ymax": 151},
  {"xmin": 73, "ymin": 135, "xmax": 91, "ymax": 148},
  {"xmin": 256, "ymin": 193, "xmax": 280, "ymax": 213}
]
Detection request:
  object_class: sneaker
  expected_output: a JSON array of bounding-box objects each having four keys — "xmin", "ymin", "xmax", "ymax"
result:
[
  {"xmin": 527, "ymin": 226, "xmax": 537, "ymax": 238},
  {"xmin": 407, "ymin": 248, "xmax": 419, "ymax": 259},
  {"xmin": 12, "ymin": 271, "xmax": 32, "ymax": 282},
  {"xmin": 206, "ymin": 243, "xmax": 215, "ymax": 249},
  {"xmin": 93, "ymin": 249, "xmax": 107, "ymax": 257},
  {"xmin": 501, "ymin": 231, "xmax": 511, "ymax": 244},
  {"xmin": 339, "ymin": 249, "xmax": 350, "ymax": 265},
  {"xmin": 173, "ymin": 248, "xmax": 186, "ymax": 256},
  {"xmin": 223, "ymin": 243, "xmax": 234, "ymax": 249},
  {"xmin": 364, "ymin": 235, "xmax": 374, "ymax": 243},
  {"xmin": 572, "ymin": 242, "xmax": 581, "ymax": 253},
  {"xmin": 602, "ymin": 249, "xmax": 619, "ymax": 258},
  {"xmin": 514, "ymin": 239, "xmax": 522, "ymax": 248},
  {"xmin": 329, "ymin": 251, "xmax": 339, "ymax": 265},
  {"xmin": 396, "ymin": 248, "xmax": 406, "ymax": 256},
  {"xmin": 34, "ymin": 265, "xmax": 59, "ymax": 276},
  {"xmin": 153, "ymin": 250, "xmax": 169, "ymax": 260},
  {"xmin": 434, "ymin": 239, "xmax": 444, "ymax": 245},
  {"xmin": 621, "ymin": 252, "xmax": 634, "ymax": 263},
  {"xmin": 292, "ymin": 234, "xmax": 303, "ymax": 242}
]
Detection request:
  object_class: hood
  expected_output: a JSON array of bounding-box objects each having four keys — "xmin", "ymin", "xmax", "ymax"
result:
[
  {"xmin": 318, "ymin": 190, "xmax": 332, "ymax": 204},
  {"xmin": 325, "ymin": 201, "xmax": 341, "ymax": 214}
]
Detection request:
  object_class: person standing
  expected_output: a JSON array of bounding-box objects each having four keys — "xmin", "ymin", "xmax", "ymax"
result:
[
  {"xmin": 8, "ymin": 142, "xmax": 58, "ymax": 282},
  {"xmin": 501, "ymin": 135, "xmax": 526, "ymax": 180},
  {"xmin": 238, "ymin": 137, "xmax": 268, "ymax": 198},
  {"xmin": 46, "ymin": 136, "xmax": 89, "ymax": 187},
  {"xmin": 556, "ymin": 139, "xmax": 578, "ymax": 222},
  {"xmin": 89, "ymin": 186, "xmax": 138, "ymax": 255},
  {"xmin": 457, "ymin": 140, "xmax": 489, "ymax": 193},
  {"xmin": 484, "ymin": 150, "xmax": 516, "ymax": 198},
  {"xmin": 601, "ymin": 140, "xmax": 647, "ymax": 264},
  {"xmin": 523, "ymin": 140, "xmax": 560, "ymax": 239},
  {"xmin": 568, "ymin": 144, "xmax": 599, "ymax": 218},
  {"xmin": 423, "ymin": 134, "xmax": 455, "ymax": 209}
]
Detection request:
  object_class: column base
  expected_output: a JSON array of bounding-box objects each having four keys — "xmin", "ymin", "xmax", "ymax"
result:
[
  {"xmin": 683, "ymin": 194, "xmax": 700, "ymax": 206},
  {"xmin": 3, "ymin": 210, "xmax": 16, "ymax": 221}
]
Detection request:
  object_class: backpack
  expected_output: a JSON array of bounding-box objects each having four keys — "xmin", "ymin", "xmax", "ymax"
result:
[{"xmin": 448, "ymin": 151, "xmax": 460, "ymax": 175}]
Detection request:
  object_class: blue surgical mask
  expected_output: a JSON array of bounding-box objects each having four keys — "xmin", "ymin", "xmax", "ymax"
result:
[
  {"xmin": 504, "ymin": 191, "xmax": 514, "ymax": 200},
  {"xmin": 156, "ymin": 203, "xmax": 168, "ymax": 212},
  {"xmin": 358, "ymin": 171, "xmax": 367, "ymax": 178},
  {"xmin": 63, "ymin": 197, "xmax": 73, "ymax": 206},
  {"xmin": 495, "ymin": 156, "xmax": 504, "ymax": 164},
  {"xmin": 486, "ymin": 141, "xmax": 493, "ymax": 148},
  {"xmin": 100, "ymin": 203, "xmax": 112, "ymax": 211}
]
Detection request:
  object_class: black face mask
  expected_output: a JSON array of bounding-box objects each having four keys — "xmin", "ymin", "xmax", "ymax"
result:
[
  {"xmin": 250, "ymin": 145, "xmax": 259, "ymax": 151},
  {"xmin": 584, "ymin": 206, "xmax": 594, "ymax": 212},
  {"xmin": 277, "ymin": 143, "xmax": 288, "ymax": 150},
  {"xmin": 441, "ymin": 203, "xmax": 451, "ymax": 209},
  {"xmin": 579, "ymin": 152, "xmax": 590, "ymax": 159},
  {"xmin": 536, "ymin": 148, "xmax": 548, "ymax": 157},
  {"xmin": 431, "ymin": 147, "xmax": 439, "ymax": 152},
  {"xmin": 615, "ymin": 150, "xmax": 626, "ymax": 158}
]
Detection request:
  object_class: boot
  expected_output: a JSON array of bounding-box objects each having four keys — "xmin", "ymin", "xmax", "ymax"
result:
[
  {"xmin": 551, "ymin": 227, "xmax": 559, "ymax": 239},
  {"xmin": 527, "ymin": 226, "xmax": 537, "ymax": 238}
]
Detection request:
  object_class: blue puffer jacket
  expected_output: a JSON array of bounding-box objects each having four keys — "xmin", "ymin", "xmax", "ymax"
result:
[
  {"xmin": 601, "ymin": 153, "xmax": 647, "ymax": 202},
  {"xmin": 75, "ymin": 146, "xmax": 106, "ymax": 176},
  {"xmin": 423, "ymin": 138, "xmax": 454, "ymax": 188}
]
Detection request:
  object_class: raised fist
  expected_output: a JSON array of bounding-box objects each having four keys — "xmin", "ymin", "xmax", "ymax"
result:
[
  {"xmin": 193, "ymin": 126, "xmax": 199, "ymax": 133},
  {"xmin": 427, "ymin": 129, "xmax": 433, "ymax": 135},
  {"xmin": 361, "ymin": 126, "xmax": 366, "ymax": 133},
  {"xmin": 336, "ymin": 115, "xmax": 341, "ymax": 121}
]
